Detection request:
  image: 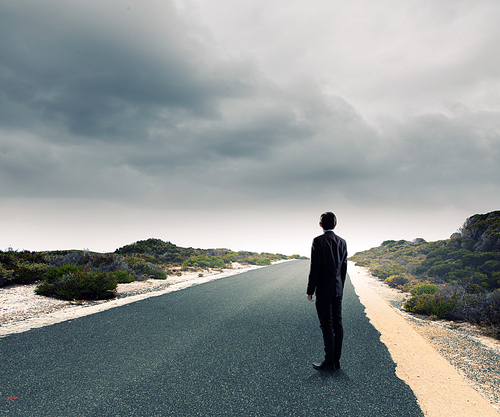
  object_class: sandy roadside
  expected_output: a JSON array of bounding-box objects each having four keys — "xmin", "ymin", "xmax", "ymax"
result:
[{"xmin": 348, "ymin": 262, "xmax": 500, "ymax": 417}]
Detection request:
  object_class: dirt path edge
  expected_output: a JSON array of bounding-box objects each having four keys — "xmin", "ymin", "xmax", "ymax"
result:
[{"xmin": 348, "ymin": 262, "xmax": 499, "ymax": 417}]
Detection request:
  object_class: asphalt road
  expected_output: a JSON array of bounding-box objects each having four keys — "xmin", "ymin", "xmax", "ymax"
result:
[{"xmin": 1, "ymin": 260, "xmax": 424, "ymax": 416}]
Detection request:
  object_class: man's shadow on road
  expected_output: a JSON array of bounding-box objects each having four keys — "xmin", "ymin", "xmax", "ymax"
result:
[{"xmin": 305, "ymin": 369, "xmax": 352, "ymax": 386}]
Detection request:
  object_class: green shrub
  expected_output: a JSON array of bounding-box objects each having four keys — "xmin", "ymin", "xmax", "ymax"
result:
[
  {"xmin": 404, "ymin": 295, "xmax": 456, "ymax": 319},
  {"xmin": 111, "ymin": 270, "xmax": 135, "ymax": 283},
  {"xmin": 183, "ymin": 255, "xmax": 225, "ymax": 269},
  {"xmin": 12, "ymin": 261, "xmax": 48, "ymax": 284},
  {"xmin": 125, "ymin": 257, "xmax": 167, "ymax": 280},
  {"xmin": 35, "ymin": 268, "xmax": 117, "ymax": 300},
  {"xmin": 244, "ymin": 257, "xmax": 271, "ymax": 266},
  {"xmin": 372, "ymin": 263, "xmax": 405, "ymax": 280},
  {"xmin": 448, "ymin": 291, "xmax": 500, "ymax": 331},
  {"xmin": 137, "ymin": 263, "xmax": 167, "ymax": 279},
  {"xmin": 0, "ymin": 264, "xmax": 14, "ymax": 286},
  {"xmin": 410, "ymin": 283, "xmax": 438, "ymax": 295},
  {"xmin": 465, "ymin": 282, "xmax": 486, "ymax": 294},
  {"xmin": 493, "ymin": 272, "xmax": 500, "ymax": 287},
  {"xmin": 0, "ymin": 250, "xmax": 49, "ymax": 286},
  {"xmin": 222, "ymin": 253, "xmax": 237, "ymax": 263},
  {"xmin": 44, "ymin": 264, "xmax": 80, "ymax": 283},
  {"xmin": 384, "ymin": 274, "xmax": 408, "ymax": 288},
  {"xmin": 49, "ymin": 251, "xmax": 128, "ymax": 273}
]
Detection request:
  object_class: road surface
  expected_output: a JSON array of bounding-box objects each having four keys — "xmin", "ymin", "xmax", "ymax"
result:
[{"xmin": 1, "ymin": 260, "xmax": 423, "ymax": 416}]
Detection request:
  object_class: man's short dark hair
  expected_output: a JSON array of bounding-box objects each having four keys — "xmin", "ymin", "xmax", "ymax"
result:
[{"xmin": 320, "ymin": 212, "xmax": 337, "ymax": 230}]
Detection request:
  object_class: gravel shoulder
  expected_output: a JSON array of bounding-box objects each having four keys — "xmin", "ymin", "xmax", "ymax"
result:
[{"xmin": 349, "ymin": 262, "xmax": 500, "ymax": 416}]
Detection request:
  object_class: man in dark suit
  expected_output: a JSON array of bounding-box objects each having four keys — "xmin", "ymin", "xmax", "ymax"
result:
[{"xmin": 307, "ymin": 212, "xmax": 348, "ymax": 371}]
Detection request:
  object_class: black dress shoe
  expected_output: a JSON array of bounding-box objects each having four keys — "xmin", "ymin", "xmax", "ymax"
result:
[
  {"xmin": 334, "ymin": 361, "xmax": 341, "ymax": 370},
  {"xmin": 312, "ymin": 361, "xmax": 335, "ymax": 370}
]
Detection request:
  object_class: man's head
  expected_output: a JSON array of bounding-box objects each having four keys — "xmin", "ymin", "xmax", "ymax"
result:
[{"xmin": 320, "ymin": 212, "xmax": 337, "ymax": 230}]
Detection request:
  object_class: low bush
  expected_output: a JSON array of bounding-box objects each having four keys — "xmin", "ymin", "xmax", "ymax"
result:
[
  {"xmin": 35, "ymin": 267, "xmax": 117, "ymax": 300},
  {"xmin": 125, "ymin": 257, "xmax": 167, "ymax": 280},
  {"xmin": 371, "ymin": 263, "xmax": 405, "ymax": 280},
  {"xmin": 48, "ymin": 251, "xmax": 129, "ymax": 273},
  {"xmin": 384, "ymin": 274, "xmax": 408, "ymax": 288},
  {"xmin": 404, "ymin": 295, "xmax": 456, "ymax": 319},
  {"xmin": 111, "ymin": 270, "xmax": 135, "ymax": 283},
  {"xmin": 0, "ymin": 264, "xmax": 14, "ymax": 286},
  {"xmin": 448, "ymin": 291, "xmax": 500, "ymax": 328},
  {"xmin": 183, "ymin": 255, "xmax": 225, "ymax": 269},
  {"xmin": 223, "ymin": 253, "xmax": 237, "ymax": 263},
  {"xmin": 44, "ymin": 264, "xmax": 80, "ymax": 283},
  {"xmin": 410, "ymin": 283, "xmax": 438, "ymax": 295},
  {"xmin": 0, "ymin": 250, "xmax": 49, "ymax": 286},
  {"xmin": 243, "ymin": 257, "xmax": 271, "ymax": 266},
  {"xmin": 12, "ymin": 261, "xmax": 49, "ymax": 284}
]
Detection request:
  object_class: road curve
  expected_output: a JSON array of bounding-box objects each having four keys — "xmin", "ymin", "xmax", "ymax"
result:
[{"xmin": 1, "ymin": 260, "xmax": 423, "ymax": 416}]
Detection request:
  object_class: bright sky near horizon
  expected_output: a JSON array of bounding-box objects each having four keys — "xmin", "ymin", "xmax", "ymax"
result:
[{"xmin": 1, "ymin": 0, "xmax": 499, "ymax": 256}]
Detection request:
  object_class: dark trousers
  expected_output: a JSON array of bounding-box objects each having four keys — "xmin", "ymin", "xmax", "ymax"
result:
[{"xmin": 315, "ymin": 296, "xmax": 343, "ymax": 364}]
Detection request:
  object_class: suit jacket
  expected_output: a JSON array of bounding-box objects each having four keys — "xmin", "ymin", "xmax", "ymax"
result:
[{"xmin": 307, "ymin": 231, "xmax": 347, "ymax": 298}]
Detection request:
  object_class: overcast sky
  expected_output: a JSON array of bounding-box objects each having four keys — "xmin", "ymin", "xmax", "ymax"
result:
[{"xmin": 1, "ymin": 0, "xmax": 499, "ymax": 256}]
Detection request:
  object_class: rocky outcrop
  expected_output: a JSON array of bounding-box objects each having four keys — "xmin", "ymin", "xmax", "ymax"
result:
[{"xmin": 455, "ymin": 211, "xmax": 500, "ymax": 252}]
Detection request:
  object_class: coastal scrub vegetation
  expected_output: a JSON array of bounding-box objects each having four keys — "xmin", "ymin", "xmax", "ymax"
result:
[
  {"xmin": 350, "ymin": 211, "xmax": 500, "ymax": 339},
  {"xmin": 1, "ymin": 238, "xmax": 304, "ymax": 301},
  {"xmin": 35, "ymin": 266, "xmax": 118, "ymax": 301}
]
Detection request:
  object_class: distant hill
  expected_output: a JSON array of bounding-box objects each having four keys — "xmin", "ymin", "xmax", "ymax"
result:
[
  {"xmin": 0, "ymin": 238, "xmax": 305, "ymax": 301},
  {"xmin": 350, "ymin": 211, "xmax": 500, "ymax": 339},
  {"xmin": 114, "ymin": 238, "xmax": 304, "ymax": 267}
]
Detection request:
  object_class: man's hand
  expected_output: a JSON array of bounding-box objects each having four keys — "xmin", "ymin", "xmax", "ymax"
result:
[{"xmin": 307, "ymin": 294, "xmax": 314, "ymax": 302}]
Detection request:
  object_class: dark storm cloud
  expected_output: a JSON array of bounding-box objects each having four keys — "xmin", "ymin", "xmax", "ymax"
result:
[
  {"xmin": 0, "ymin": 0, "xmax": 271, "ymax": 200},
  {"xmin": 0, "ymin": 0, "xmax": 253, "ymax": 139}
]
